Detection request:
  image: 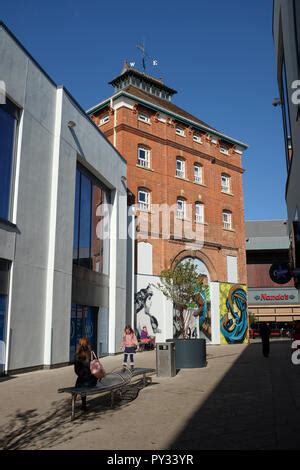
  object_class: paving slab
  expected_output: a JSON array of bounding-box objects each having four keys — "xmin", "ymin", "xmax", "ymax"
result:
[{"xmin": 0, "ymin": 341, "xmax": 299, "ymax": 450}]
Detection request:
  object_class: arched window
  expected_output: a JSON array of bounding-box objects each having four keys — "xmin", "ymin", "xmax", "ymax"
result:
[
  {"xmin": 177, "ymin": 197, "xmax": 186, "ymax": 219},
  {"xmin": 222, "ymin": 210, "xmax": 232, "ymax": 230},
  {"xmin": 176, "ymin": 157, "xmax": 185, "ymax": 178},
  {"xmin": 137, "ymin": 188, "xmax": 150, "ymax": 211},
  {"xmin": 137, "ymin": 145, "xmax": 150, "ymax": 168},
  {"xmin": 221, "ymin": 173, "xmax": 231, "ymax": 193},
  {"xmin": 194, "ymin": 164, "xmax": 203, "ymax": 184},
  {"xmin": 195, "ymin": 202, "xmax": 204, "ymax": 224}
]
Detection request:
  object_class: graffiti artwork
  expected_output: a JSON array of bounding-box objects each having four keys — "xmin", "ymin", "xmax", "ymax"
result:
[
  {"xmin": 135, "ymin": 284, "xmax": 161, "ymax": 336},
  {"xmin": 220, "ymin": 283, "xmax": 248, "ymax": 344},
  {"xmin": 193, "ymin": 283, "xmax": 212, "ymax": 341},
  {"xmin": 173, "ymin": 276, "xmax": 211, "ymax": 340}
]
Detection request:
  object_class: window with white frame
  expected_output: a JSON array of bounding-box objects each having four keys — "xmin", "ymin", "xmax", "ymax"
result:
[
  {"xmin": 138, "ymin": 112, "xmax": 150, "ymax": 124},
  {"xmin": 175, "ymin": 126, "xmax": 185, "ymax": 137},
  {"xmin": 223, "ymin": 210, "xmax": 232, "ymax": 230},
  {"xmin": 194, "ymin": 164, "xmax": 203, "ymax": 184},
  {"xmin": 100, "ymin": 115, "xmax": 109, "ymax": 125},
  {"xmin": 221, "ymin": 174, "xmax": 230, "ymax": 193},
  {"xmin": 193, "ymin": 133, "xmax": 202, "ymax": 143},
  {"xmin": 137, "ymin": 189, "xmax": 150, "ymax": 211},
  {"xmin": 176, "ymin": 158, "xmax": 185, "ymax": 178},
  {"xmin": 211, "ymin": 136, "xmax": 218, "ymax": 144},
  {"xmin": 220, "ymin": 143, "xmax": 229, "ymax": 155},
  {"xmin": 195, "ymin": 202, "xmax": 204, "ymax": 224},
  {"xmin": 176, "ymin": 198, "xmax": 186, "ymax": 219},
  {"xmin": 137, "ymin": 146, "xmax": 150, "ymax": 168}
]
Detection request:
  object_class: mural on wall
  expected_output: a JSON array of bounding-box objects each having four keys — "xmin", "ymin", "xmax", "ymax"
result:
[
  {"xmin": 173, "ymin": 279, "xmax": 212, "ymax": 341},
  {"xmin": 173, "ymin": 258, "xmax": 212, "ymax": 341},
  {"xmin": 193, "ymin": 282, "xmax": 212, "ymax": 341},
  {"xmin": 220, "ymin": 283, "xmax": 248, "ymax": 344},
  {"xmin": 135, "ymin": 284, "xmax": 162, "ymax": 337}
]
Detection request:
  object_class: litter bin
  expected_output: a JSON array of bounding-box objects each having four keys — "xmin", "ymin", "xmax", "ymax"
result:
[{"xmin": 156, "ymin": 342, "xmax": 176, "ymax": 377}]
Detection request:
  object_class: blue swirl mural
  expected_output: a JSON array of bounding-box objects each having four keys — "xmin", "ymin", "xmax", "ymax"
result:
[{"xmin": 220, "ymin": 285, "xmax": 248, "ymax": 344}]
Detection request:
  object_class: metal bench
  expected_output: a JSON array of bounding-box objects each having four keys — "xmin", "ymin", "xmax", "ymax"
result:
[{"xmin": 58, "ymin": 366, "xmax": 155, "ymax": 420}]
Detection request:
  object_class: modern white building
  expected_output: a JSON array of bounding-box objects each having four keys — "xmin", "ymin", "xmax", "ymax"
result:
[
  {"xmin": 273, "ymin": 1, "xmax": 300, "ymax": 281},
  {"xmin": 0, "ymin": 22, "xmax": 128, "ymax": 374}
]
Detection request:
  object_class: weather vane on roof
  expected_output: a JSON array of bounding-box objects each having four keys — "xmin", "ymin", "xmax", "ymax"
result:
[{"xmin": 136, "ymin": 40, "xmax": 158, "ymax": 72}]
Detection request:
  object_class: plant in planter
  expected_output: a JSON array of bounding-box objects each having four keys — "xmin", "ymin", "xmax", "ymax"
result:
[
  {"xmin": 157, "ymin": 259, "xmax": 205, "ymax": 338},
  {"xmin": 156, "ymin": 260, "xmax": 207, "ymax": 368}
]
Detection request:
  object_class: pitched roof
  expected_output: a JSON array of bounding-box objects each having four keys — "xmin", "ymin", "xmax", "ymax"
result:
[{"xmin": 122, "ymin": 85, "xmax": 216, "ymax": 131}]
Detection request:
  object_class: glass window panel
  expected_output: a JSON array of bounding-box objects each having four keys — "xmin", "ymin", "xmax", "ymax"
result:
[
  {"xmin": 91, "ymin": 184, "xmax": 103, "ymax": 273},
  {"xmin": 73, "ymin": 169, "xmax": 80, "ymax": 262},
  {"xmin": 79, "ymin": 173, "xmax": 92, "ymax": 268},
  {"xmin": 0, "ymin": 104, "xmax": 17, "ymax": 220}
]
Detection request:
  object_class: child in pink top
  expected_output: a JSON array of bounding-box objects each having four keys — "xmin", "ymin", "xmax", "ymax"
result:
[{"xmin": 121, "ymin": 325, "xmax": 138, "ymax": 370}]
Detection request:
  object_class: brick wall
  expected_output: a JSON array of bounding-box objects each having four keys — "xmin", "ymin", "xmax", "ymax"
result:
[{"xmin": 91, "ymin": 101, "xmax": 247, "ymax": 284}]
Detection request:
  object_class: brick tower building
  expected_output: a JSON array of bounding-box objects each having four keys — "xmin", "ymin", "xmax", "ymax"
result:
[{"xmin": 88, "ymin": 64, "xmax": 248, "ymax": 345}]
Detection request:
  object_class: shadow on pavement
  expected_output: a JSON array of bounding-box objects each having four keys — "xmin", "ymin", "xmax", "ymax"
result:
[
  {"xmin": 169, "ymin": 341, "xmax": 300, "ymax": 450},
  {"xmin": 0, "ymin": 378, "xmax": 156, "ymax": 450}
]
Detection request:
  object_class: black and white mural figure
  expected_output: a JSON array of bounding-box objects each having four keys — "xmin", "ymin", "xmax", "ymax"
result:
[{"xmin": 135, "ymin": 284, "xmax": 161, "ymax": 336}]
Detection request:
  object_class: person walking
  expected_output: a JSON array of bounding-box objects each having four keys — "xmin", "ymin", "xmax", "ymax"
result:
[
  {"xmin": 121, "ymin": 325, "xmax": 138, "ymax": 370},
  {"xmin": 259, "ymin": 323, "xmax": 270, "ymax": 357},
  {"xmin": 74, "ymin": 337, "xmax": 97, "ymax": 410}
]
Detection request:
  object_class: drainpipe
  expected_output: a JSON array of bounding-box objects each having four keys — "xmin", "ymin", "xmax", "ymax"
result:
[{"xmin": 111, "ymin": 97, "xmax": 117, "ymax": 148}]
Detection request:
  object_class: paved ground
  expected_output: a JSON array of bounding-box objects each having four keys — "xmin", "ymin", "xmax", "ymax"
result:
[{"xmin": 0, "ymin": 340, "xmax": 300, "ymax": 450}]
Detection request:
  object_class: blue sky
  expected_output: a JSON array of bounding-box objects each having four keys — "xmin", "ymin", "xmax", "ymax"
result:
[{"xmin": 1, "ymin": 0, "xmax": 286, "ymax": 221}]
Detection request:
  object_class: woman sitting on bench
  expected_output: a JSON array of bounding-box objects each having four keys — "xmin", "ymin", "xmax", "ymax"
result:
[
  {"xmin": 140, "ymin": 326, "xmax": 155, "ymax": 350},
  {"xmin": 74, "ymin": 337, "xmax": 97, "ymax": 411}
]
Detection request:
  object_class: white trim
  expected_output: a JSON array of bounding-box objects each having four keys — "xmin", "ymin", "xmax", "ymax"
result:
[
  {"xmin": 193, "ymin": 134, "xmax": 202, "ymax": 143},
  {"xmin": 138, "ymin": 112, "xmax": 150, "ymax": 124},
  {"xmin": 112, "ymin": 98, "xmax": 117, "ymax": 147},
  {"xmin": 113, "ymin": 96, "xmax": 135, "ymax": 110},
  {"xmin": 87, "ymin": 91, "xmax": 248, "ymax": 150},
  {"xmin": 100, "ymin": 115, "xmax": 109, "ymax": 125},
  {"xmin": 137, "ymin": 189, "xmax": 150, "ymax": 211},
  {"xmin": 194, "ymin": 164, "xmax": 203, "ymax": 184},
  {"xmin": 11, "ymin": 110, "xmax": 24, "ymax": 224},
  {"xmin": 222, "ymin": 211, "xmax": 232, "ymax": 230},
  {"xmin": 176, "ymin": 158, "xmax": 185, "ymax": 178},
  {"xmin": 195, "ymin": 202, "xmax": 204, "ymax": 224},
  {"xmin": 43, "ymin": 88, "xmax": 63, "ymax": 365},
  {"xmin": 221, "ymin": 174, "xmax": 230, "ymax": 192},
  {"xmin": 220, "ymin": 145, "xmax": 229, "ymax": 155},
  {"xmin": 138, "ymin": 146, "xmax": 150, "ymax": 168},
  {"xmin": 4, "ymin": 109, "xmax": 25, "ymax": 371},
  {"xmin": 108, "ymin": 190, "xmax": 117, "ymax": 354},
  {"xmin": 175, "ymin": 126, "xmax": 185, "ymax": 136}
]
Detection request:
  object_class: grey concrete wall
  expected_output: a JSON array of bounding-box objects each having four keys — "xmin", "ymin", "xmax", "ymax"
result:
[
  {"xmin": 0, "ymin": 27, "xmax": 57, "ymax": 369},
  {"xmin": 0, "ymin": 24, "xmax": 128, "ymax": 370}
]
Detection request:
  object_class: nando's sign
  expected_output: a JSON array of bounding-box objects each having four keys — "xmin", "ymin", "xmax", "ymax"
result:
[{"xmin": 249, "ymin": 288, "xmax": 298, "ymax": 304}]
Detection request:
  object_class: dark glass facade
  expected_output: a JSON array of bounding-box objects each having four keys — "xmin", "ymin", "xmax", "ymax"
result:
[
  {"xmin": 73, "ymin": 165, "xmax": 109, "ymax": 273},
  {"xmin": 69, "ymin": 304, "xmax": 98, "ymax": 362},
  {"xmin": 0, "ymin": 99, "xmax": 18, "ymax": 220}
]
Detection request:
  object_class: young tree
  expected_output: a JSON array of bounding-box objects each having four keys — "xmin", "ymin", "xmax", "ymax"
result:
[{"xmin": 157, "ymin": 260, "xmax": 205, "ymax": 339}]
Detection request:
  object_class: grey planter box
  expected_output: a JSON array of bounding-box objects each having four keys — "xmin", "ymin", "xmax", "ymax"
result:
[{"xmin": 167, "ymin": 338, "xmax": 207, "ymax": 369}]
